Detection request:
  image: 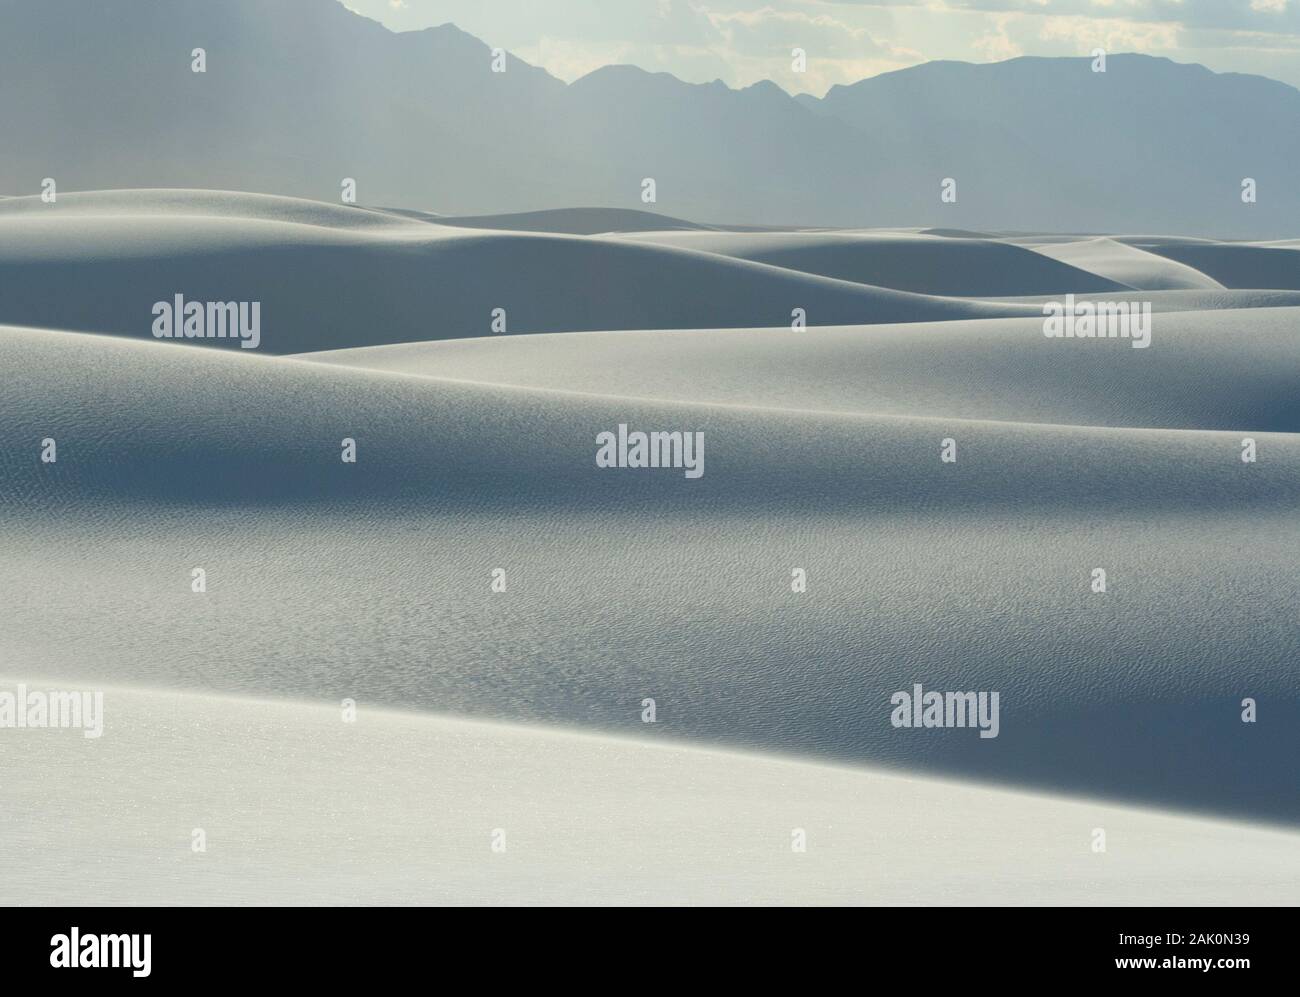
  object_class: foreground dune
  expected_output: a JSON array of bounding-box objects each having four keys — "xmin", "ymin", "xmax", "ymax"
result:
[
  {"xmin": 2, "ymin": 325, "xmax": 1297, "ymax": 825},
  {"xmin": 3, "ymin": 680, "xmax": 1297, "ymax": 906}
]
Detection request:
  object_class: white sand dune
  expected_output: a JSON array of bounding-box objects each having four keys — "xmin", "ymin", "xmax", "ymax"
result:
[
  {"xmin": 2, "ymin": 325, "xmax": 1297, "ymax": 827},
  {"xmin": 991, "ymin": 288, "xmax": 1300, "ymax": 312},
  {"xmin": 302, "ymin": 307, "xmax": 1300, "ymax": 432},
  {"xmin": 3, "ymin": 189, "xmax": 1297, "ymax": 905},
  {"xmin": 4, "ymin": 193, "xmax": 1297, "ymax": 356},
  {"xmin": 0, "ymin": 191, "xmax": 1067, "ymax": 352},
  {"xmin": 0, "ymin": 192, "xmax": 737, "ymax": 237},
  {"xmin": 610, "ymin": 230, "xmax": 1130, "ymax": 296},
  {"xmin": 4, "ymin": 680, "xmax": 1297, "ymax": 906},
  {"xmin": 1024, "ymin": 237, "xmax": 1225, "ymax": 291},
  {"xmin": 1134, "ymin": 242, "xmax": 1300, "ymax": 290},
  {"xmin": 1012, "ymin": 235, "xmax": 1222, "ymax": 247},
  {"xmin": 433, "ymin": 206, "xmax": 717, "ymax": 234},
  {"xmin": 919, "ymin": 228, "xmax": 999, "ymax": 239},
  {"xmin": 0, "ymin": 187, "xmax": 413, "ymax": 231}
]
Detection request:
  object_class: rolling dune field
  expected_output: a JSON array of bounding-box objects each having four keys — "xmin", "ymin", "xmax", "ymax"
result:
[{"xmin": 2, "ymin": 188, "xmax": 1297, "ymax": 905}]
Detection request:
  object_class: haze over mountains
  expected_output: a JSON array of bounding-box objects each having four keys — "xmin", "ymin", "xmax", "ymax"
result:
[{"xmin": 2, "ymin": 0, "xmax": 1297, "ymax": 236}]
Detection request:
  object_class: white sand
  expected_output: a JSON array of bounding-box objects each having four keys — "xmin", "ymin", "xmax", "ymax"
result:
[
  {"xmin": 610, "ymin": 230, "xmax": 1129, "ymax": 295},
  {"xmin": 301, "ymin": 307, "xmax": 1300, "ymax": 432},
  {"xmin": 2, "ymin": 322, "xmax": 1297, "ymax": 832},
  {"xmin": 0, "ymin": 191, "xmax": 1056, "ymax": 353},
  {"xmin": 2, "ymin": 189, "xmax": 1297, "ymax": 905},
  {"xmin": 1025, "ymin": 237, "xmax": 1225, "ymax": 291},
  {"xmin": 4, "ymin": 680, "xmax": 1298, "ymax": 906}
]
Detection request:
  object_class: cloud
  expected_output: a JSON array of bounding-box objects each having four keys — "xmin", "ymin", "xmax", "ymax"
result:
[
  {"xmin": 706, "ymin": 5, "xmax": 890, "ymax": 58},
  {"xmin": 821, "ymin": 1, "xmax": 1300, "ymax": 35},
  {"xmin": 973, "ymin": 12, "xmax": 1025, "ymax": 61},
  {"xmin": 697, "ymin": 5, "xmax": 921, "ymax": 92},
  {"xmin": 1036, "ymin": 13, "xmax": 1181, "ymax": 52}
]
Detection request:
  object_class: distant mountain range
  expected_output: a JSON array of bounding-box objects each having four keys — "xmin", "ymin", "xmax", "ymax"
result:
[{"xmin": 2, "ymin": 0, "xmax": 1297, "ymax": 236}]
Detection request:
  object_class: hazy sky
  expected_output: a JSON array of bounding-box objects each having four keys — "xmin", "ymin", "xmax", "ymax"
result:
[{"xmin": 342, "ymin": 0, "xmax": 1300, "ymax": 95}]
